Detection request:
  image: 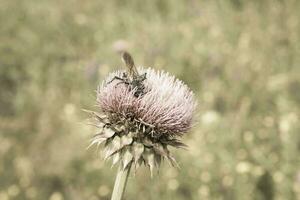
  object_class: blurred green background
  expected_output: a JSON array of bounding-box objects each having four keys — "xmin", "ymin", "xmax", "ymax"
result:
[{"xmin": 1, "ymin": 0, "xmax": 300, "ymax": 199}]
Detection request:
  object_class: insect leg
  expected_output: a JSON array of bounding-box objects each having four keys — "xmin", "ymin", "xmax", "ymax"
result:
[
  {"xmin": 107, "ymin": 76, "xmax": 125, "ymax": 84},
  {"xmin": 139, "ymin": 73, "xmax": 147, "ymax": 81},
  {"xmin": 114, "ymin": 81, "xmax": 130, "ymax": 88}
]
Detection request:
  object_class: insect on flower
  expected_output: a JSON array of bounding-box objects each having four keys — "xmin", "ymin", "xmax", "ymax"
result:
[
  {"xmin": 107, "ymin": 51, "xmax": 147, "ymax": 97},
  {"xmin": 89, "ymin": 61, "xmax": 197, "ymax": 175}
]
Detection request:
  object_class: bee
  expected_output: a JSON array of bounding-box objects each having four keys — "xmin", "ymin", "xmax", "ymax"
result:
[{"xmin": 108, "ymin": 51, "xmax": 147, "ymax": 97}]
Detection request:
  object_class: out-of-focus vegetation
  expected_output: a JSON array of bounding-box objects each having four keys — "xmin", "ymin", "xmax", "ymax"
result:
[{"xmin": 0, "ymin": 0, "xmax": 300, "ymax": 199}]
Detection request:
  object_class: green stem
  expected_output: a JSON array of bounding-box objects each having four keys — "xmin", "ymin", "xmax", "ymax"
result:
[{"xmin": 111, "ymin": 163, "xmax": 132, "ymax": 200}]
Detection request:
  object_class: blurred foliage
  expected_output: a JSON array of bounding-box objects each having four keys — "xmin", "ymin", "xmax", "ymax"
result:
[{"xmin": 0, "ymin": 0, "xmax": 300, "ymax": 199}]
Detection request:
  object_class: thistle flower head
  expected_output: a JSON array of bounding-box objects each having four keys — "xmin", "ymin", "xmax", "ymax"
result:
[{"xmin": 88, "ymin": 66, "xmax": 196, "ymax": 175}]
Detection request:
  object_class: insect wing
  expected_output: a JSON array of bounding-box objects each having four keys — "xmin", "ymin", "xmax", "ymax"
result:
[{"xmin": 122, "ymin": 52, "xmax": 139, "ymax": 77}]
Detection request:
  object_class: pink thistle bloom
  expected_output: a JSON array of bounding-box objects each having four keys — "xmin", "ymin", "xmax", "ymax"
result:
[
  {"xmin": 97, "ymin": 67, "xmax": 197, "ymax": 136},
  {"xmin": 88, "ymin": 60, "xmax": 197, "ymax": 173}
]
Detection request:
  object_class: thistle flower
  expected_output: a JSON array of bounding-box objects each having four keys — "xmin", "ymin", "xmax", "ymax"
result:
[{"xmin": 88, "ymin": 66, "xmax": 196, "ymax": 175}]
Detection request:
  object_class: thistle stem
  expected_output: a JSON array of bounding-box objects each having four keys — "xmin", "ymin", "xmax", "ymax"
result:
[{"xmin": 111, "ymin": 163, "xmax": 132, "ymax": 200}]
